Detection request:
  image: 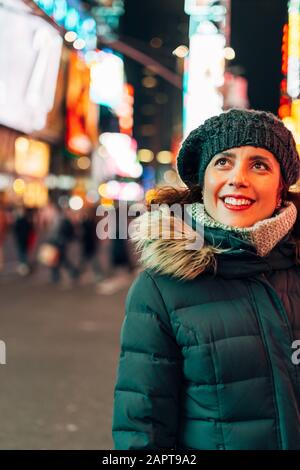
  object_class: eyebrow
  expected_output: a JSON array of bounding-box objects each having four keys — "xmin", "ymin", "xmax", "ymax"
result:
[{"xmin": 217, "ymin": 151, "xmax": 273, "ymax": 165}]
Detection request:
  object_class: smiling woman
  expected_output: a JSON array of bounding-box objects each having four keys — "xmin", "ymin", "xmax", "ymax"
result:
[
  {"xmin": 203, "ymin": 146, "xmax": 283, "ymax": 227},
  {"xmin": 112, "ymin": 109, "xmax": 300, "ymax": 450}
]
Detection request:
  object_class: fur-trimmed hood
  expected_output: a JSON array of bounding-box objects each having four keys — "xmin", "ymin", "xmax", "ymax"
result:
[
  {"xmin": 130, "ymin": 205, "xmax": 299, "ymax": 281},
  {"xmin": 130, "ymin": 207, "xmax": 224, "ymax": 280}
]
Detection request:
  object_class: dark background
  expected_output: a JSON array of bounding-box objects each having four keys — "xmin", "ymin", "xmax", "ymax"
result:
[
  {"xmin": 121, "ymin": 0, "xmax": 288, "ymax": 113},
  {"xmin": 231, "ymin": 0, "xmax": 287, "ymax": 112}
]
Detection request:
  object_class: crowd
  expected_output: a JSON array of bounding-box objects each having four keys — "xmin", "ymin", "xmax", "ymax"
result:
[{"xmin": 0, "ymin": 201, "xmax": 135, "ymax": 285}]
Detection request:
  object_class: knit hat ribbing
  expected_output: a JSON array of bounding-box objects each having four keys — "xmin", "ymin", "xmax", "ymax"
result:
[{"xmin": 177, "ymin": 109, "xmax": 300, "ymax": 189}]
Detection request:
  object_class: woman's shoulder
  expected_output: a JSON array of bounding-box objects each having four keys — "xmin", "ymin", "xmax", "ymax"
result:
[
  {"xmin": 126, "ymin": 269, "xmax": 170, "ymax": 307},
  {"xmin": 126, "ymin": 267, "xmax": 214, "ymax": 318},
  {"xmin": 124, "ymin": 269, "xmax": 178, "ymax": 331},
  {"xmin": 128, "ymin": 268, "xmax": 188, "ymax": 296}
]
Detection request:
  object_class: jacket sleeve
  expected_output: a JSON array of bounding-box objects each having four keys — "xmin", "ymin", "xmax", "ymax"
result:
[{"xmin": 112, "ymin": 270, "xmax": 183, "ymax": 450}]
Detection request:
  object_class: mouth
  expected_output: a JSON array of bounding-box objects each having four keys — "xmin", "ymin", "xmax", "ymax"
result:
[{"xmin": 219, "ymin": 196, "xmax": 256, "ymax": 211}]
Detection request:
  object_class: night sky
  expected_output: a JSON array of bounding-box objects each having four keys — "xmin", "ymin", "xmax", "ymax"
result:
[{"xmin": 231, "ymin": 0, "xmax": 287, "ymax": 113}]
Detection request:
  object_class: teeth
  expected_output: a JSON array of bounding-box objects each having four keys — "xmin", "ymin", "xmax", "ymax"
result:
[{"xmin": 224, "ymin": 197, "xmax": 253, "ymax": 206}]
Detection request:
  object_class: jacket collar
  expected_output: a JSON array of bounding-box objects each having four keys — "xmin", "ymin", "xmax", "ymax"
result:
[
  {"xmin": 130, "ymin": 205, "xmax": 298, "ymax": 281},
  {"xmin": 187, "ymin": 201, "xmax": 297, "ymax": 257},
  {"xmin": 203, "ymin": 226, "xmax": 297, "ymax": 278}
]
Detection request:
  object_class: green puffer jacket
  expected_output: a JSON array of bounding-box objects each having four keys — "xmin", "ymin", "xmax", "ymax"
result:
[{"xmin": 112, "ymin": 209, "xmax": 300, "ymax": 450}]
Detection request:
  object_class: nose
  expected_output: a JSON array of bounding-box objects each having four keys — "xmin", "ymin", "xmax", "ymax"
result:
[{"xmin": 228, "ymin": 164, "xmax": 249, "ymax": 188}]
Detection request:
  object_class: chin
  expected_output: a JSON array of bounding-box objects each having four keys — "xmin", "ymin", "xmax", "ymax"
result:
[
  {"xmin": 228, "ymin": 220, "xmax": 255, "ymax": 228},
  {"xmin": 217, "ymin": 213, "xmax": 257, "ymax": 228},
  {"xmin": 223, "ymin": 213, "xmax": 273, "ymax": 228}
]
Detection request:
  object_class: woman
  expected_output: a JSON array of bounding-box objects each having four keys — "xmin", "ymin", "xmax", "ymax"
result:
[{"xmin": 112, "ymin": 109, "xmax": 300, "ymax": 450}]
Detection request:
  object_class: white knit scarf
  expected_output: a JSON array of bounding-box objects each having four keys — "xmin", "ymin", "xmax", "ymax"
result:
[{"xmin": 187, "ymin": 201, "xmax": 297, "ymax": 257}]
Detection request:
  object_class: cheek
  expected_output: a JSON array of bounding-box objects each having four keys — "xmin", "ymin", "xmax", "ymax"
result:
[
  {"xmin": 204, "ymin": 170, "xmax": 225, "ymax": 199},
  {"xmin": 255, "ymin": 181, "xmax": 280, "ymax": 205}
]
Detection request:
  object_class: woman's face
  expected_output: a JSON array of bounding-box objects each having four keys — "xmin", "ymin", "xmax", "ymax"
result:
[{"xmin": 203, "ymin": 146, "xmax": 282, "ymax": 228}]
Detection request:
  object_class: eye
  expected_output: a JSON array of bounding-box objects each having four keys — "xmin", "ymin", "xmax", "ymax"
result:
[
  {"xmin": 214, "ymin": 157, "xmax": 230, "ymax": 167},
  {"xmin": 252, "ymin": 161, "xmax": 270, "ymax": 170}
]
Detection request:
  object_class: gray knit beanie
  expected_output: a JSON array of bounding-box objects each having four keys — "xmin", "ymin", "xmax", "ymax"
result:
[{"xmin": 177, "ymin": 108, "xmax": 300, "ymax": 189}]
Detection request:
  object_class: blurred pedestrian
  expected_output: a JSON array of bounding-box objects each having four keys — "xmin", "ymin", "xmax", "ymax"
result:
[
  {"xmin": 78, "ymin": 208, "xmax": 102, "ymax": 281},
  {"xmin": 13, "ymin": 206, "xmax": 33, "ymax": 275},
  {"xmin": 110, "ymin": 205, "xmax": 135, "ymax": 274},
  {"xmin": 46, "ymin": 205, "xmax": 78, "ymax": 284}
]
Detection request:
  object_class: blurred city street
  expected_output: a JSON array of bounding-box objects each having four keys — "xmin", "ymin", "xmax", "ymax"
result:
[{"xmin": 0, "ymin": 237, "xmax": 132, "ymax": 450}]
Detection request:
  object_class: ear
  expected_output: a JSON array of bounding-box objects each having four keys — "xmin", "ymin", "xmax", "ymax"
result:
[
  {"xmin": 274, "ymin": 178, "xmax": 286, "ymax": 210},
  {"xmin": 275, "ymin": 184, "xmax": 280, "ymax": 207},
  {"xmin": 277, "ymin": 177, "xmax": 285, "ymax": 199}
]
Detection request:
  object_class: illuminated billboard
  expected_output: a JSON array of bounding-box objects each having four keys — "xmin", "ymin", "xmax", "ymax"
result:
[
  {"xmin": 287, "ymin": 0, "xmax": 300, "ymax": 99},
  {"xmin": 89, "ymin": 51, "xmax": 124, "ymax": 110},
  {"xmin": 184, "ymin": 0, "xmax": 227, "ymax": 19},
  {"xmin": 92, "ymin": 133, "xmax": 142, "ymax": 182},
  {"xmin": 184, "ymin": 26, "xmax": 225, "ymax": 135},
  {"xmin": 15, "ymin": 137, "xmax": 50, "ymax": 178},
  {"xmin": 0, "ymin": 5, "xmax": 62, "ymax": 133},
  {"xmin": 183, "ymin": 1, "xmax": 229, "ymax": 136},
  {"xmin": 280, "ymin": 0, "xmax": 300, "ymax": 157},
  {"xmin": 66, "ymin": 51, "xmax": 99, "ymax": 156}
]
